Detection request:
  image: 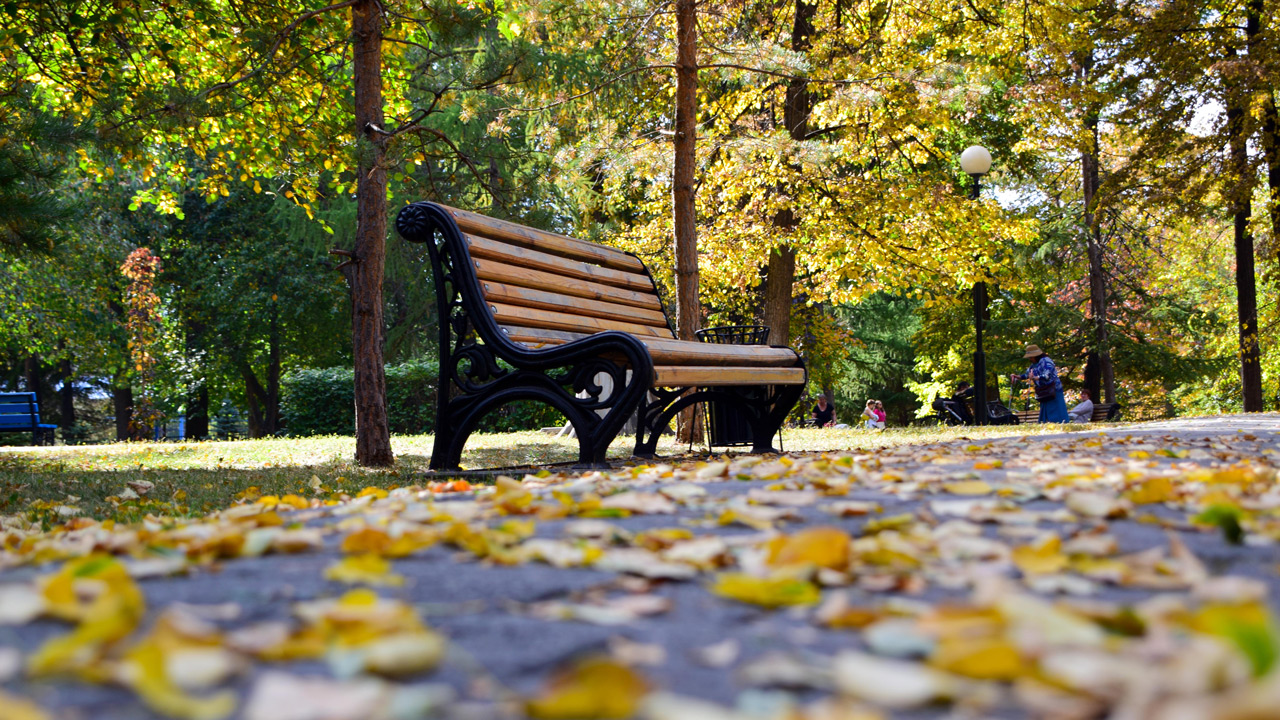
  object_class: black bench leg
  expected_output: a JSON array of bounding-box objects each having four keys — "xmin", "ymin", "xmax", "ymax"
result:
[
  {"xmin": 634, "ymin": 388, "xmax": 784, "ymax": 458},
  {"xmin": 429, "ymin": 418, "xmax": 464, "ymax": 471},
  {"xmin": 752, "ymin": 383, "xmax": 805, "ymax": 454}
]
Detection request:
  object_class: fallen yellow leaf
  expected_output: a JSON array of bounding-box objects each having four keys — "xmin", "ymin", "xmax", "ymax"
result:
[
  {"xmin": 526, "ymin": 657, "xmax": 649, "ymax": 719},
  {"xmin": 766, "ymin": 526, "xmax": 851, "ymax": 571},
  {"xmin": 29, "ymin": 555, "xmax": 146, "ymax": 678},
  {"xmin": 931, "ymin": 637, "xmax": 1023, "ymax": 680},
  {"xmin": 122, "ymin": 638, "xmax": 237, "ymax": 720},
  {"xmin": 943, "ymin": 480, "xmax": 993, "ymax": 496},
  {"xmin": 709, "ymin": 573, "xmax": 821, "ymax": 608},
  {"xmin": 323, "ymin": 555, "xmax": 404, "ymax": 587},
  {"xmin": 1012, "ymin": 535, "xmax": 1069, "ymax": 576},
  {"xmin": 1124, "ymin": 477, "xmax": 1176, "ymax": 505}
]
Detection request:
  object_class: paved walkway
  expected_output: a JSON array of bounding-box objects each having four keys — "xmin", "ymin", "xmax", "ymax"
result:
[{"xmin": 3, "ymin": 415, "xmax": 1280, "ymax": 719}]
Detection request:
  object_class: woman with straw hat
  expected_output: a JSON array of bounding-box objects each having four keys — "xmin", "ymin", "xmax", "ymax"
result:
[{"xmin": 1009, "ymin": 344, "xmax": 1069, "ymax": 423}]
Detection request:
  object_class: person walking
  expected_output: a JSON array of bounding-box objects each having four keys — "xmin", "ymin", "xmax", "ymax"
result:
[{"xmin": 1010, "ymin": 344, "xmax": 1069, "ymax": 423}]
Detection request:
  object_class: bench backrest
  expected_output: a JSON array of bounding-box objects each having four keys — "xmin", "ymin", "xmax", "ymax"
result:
[
  {"xmin": 0, "ymin": 392, "xmax": 41, "ymax": 430},
  {"xmin": 1090, "ymin": 402, "xmax": 1118, "ymax": 421},
  {"xmin": 438, "ymin": 205, "xmax": 676, "ymax": 347}
]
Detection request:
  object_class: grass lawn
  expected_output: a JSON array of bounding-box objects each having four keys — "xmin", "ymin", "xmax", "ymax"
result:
[{"xmin": 0, "ymin": 422, "xmax": 1092, "ymax": 527}]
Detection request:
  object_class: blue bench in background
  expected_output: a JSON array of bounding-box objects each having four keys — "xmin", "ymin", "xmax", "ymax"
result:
[{"xmin": 0, "ymin": 392, "xmax": 56, "ymax": 446}]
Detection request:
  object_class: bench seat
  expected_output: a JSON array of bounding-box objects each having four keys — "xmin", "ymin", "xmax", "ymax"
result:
[
  {"xmin": 500, "ymin": 327, "xmax": 803, "ymax": 368},
  {"xmin": 396, "ymin": 202, "xmax": 807, "ymax": 469}
]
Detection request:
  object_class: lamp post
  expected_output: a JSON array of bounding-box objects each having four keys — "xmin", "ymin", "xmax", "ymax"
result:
[{"xmin": 960, "ymin": 145, "xmax": 992, "ymax": 425}]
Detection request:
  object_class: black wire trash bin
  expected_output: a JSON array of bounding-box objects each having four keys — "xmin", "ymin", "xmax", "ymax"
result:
[{"xmin": 694, "ymin": 325, "xmax": 770, "ymax": 446}]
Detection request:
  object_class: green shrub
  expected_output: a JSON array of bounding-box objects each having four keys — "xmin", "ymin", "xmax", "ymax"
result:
[
  {"xmin": 281, "ymin": 360, "xmax": 439, "ymax": 436},
  {"xmin": 282, "ymin": 360, "xmax": 570, "ymax": 435},
  {"xmin": 279, "ymin": 367, "xmax": 355, "ymax": 436},
  {"xmin": 385, "ymin": 359, "xmax": 438, "ymax": 434},
  {"xmin": 475, "ymin": 400, "xmax": 566, "ymax": 433}
]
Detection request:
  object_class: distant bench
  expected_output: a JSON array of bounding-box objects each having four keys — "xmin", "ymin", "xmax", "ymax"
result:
[
  {"xmin": 395, "ymin": 201, "xmax": 807, "ymax": 469},
  {"xmin": 0, "ymin": 392, "xmax": 56, "ymax": 445},
  {"xmin": 1013, "ymin": 402, "xmax": 1121, "ymax": 425}
]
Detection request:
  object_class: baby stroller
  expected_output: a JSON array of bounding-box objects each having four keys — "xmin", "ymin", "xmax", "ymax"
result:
[
  {"xmin": 932, "ymin": 395, "xmax": 972, "ymax": 426},
  {"xmin": 932, "ymin": 394, "xmax": 1020, "ymax": 426},
  {"xmin": 985, "ymin": 398, "xmax": 1020, "ymax": 425}
]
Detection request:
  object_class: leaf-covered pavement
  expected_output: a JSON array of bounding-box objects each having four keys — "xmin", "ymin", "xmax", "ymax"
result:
[{"xmin": 3, "ymin": 415, "xmax": 1280, "ymax": 719}]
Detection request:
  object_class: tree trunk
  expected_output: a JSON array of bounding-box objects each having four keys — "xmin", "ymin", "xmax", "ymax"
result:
[
  {"xmin": 239, "ymin": 360, "xmax": 280, "ymax": 438},
  {"xmin": 348, "ymin": 0, "xmax": 393, "ymax": 465},
  {"xmin": 188, "ymin": 384, "xmax": 209, "ymax": 439},
  {"xmin": 672, "ymin": 0, "xmax": 700, "ymax": 344},
  {"xmin": 673, "ymin": 0, "xmax": 702, "ymax": 444},
  {"xmin": 1234, "ymin": 2, "xmax": 1263, "ymax": 412},
  {"xmin": 58, "ymin": 355, "xmax": 74, "ymax": 430},
  {"xmin": 1079, "ymin": 51, "xmax": 1115, "ymax": 405},
  {"xmin": 763, "ymin": 243, "xmax": 795, "ymax": 345},
  {"xmin": 763, "ymin": 0, "xmax": 816, "ymax": 348},
  {"xmin": 24, "ymin": 355, "xmax": 40, "ymax": 406},
  {"xmin": 113, "ymin": 380, "xmax": 133, "ymax": 441},
  {"xmin": 243, "ymin": 366, "xmax": 264, "ymax": 438},
  {"xmin": 267, "ymin": 306, "xmax": 281, "ymax": 433},
  {"xmin": 185, "ymin": 317, "xmax": 209, "ymax": 439},
  {"xmin": 1081, "ymin": 122, "xmax": 1115, "ymax": 403}
]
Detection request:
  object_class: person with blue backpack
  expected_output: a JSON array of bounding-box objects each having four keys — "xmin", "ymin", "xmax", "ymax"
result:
[{"xmin": 1009, "ymin": 344, "xmax": 1069, "ymax": 423}]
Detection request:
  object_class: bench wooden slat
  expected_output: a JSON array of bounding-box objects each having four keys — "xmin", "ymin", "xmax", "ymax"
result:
[
  {"xmin": 0, "ymin": 417, "xmax": 37, "ymax": 427},
  {"xmin": 499, "ymin": 326, "xmax": 801, "ymax": 367},
  {"xmin": 0, "ymin": 403, "xmax": 35, "ymax": 414},
  {"xmin": 491, "ymin": 303, "xmax": 676, "ymax": 339},
  {"xmin": 653, "ymin": 366, "xmax": 806, "ymax": 387},
  {"xmin": 482, "ymin": 282, "xmax": 670, "ymax": 328},
  {"xmin": 466, "ymin": 234, "xmax": 654, "ymax": 292},
  {"xmin": 443, "ymin": 205, "xmax": 645, "ymax": 273},
  {"xmin": 474, "ymin": 258, "xmax": 663, "ymax": 311}
]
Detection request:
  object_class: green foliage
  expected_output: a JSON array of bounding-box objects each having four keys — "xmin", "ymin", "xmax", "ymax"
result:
[
  {"xmin": 384, "ymin": 360, "xmax": 439, "ymax": 435},
  {"xmin": 281, "ymin": 360, "xmax": 565, "ymax": 436},
  {"xmin": 279, "ymin": 368, "xmax": 355, "ymax": 437},
  {"xmin": 828, "ymin": 294, "xmax": 924, "ymax": 426},
  {"xmin": 1197, "ymin": 604, "xmax": 1280, "ymax": 678},
  {"xmin": 280, "ymin": 359, "xmax": 442, "ymax": 437},
  {"xmin": 475, "ymin": 402, "xmax": 567, "ymax": 434},
  {"xmin": 1194, "ymin": 503, "xmax": 1246, "ymax": 546},
  {"xmin": 0, "ymin": 89, "xmax": 81, "ymax": 252}
]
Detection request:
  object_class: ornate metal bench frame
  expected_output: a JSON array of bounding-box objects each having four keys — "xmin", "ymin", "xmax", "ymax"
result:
[{"xmin": 395, "ymin": 201, "xmax": 805, "ymax": 470}]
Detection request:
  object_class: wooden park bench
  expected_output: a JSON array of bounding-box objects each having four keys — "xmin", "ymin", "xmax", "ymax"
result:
[
  {"xmin": 1013, "ymin": 402, "xmax": 1121, "ymax": 425},
  {"xmin": 395, "ymin": 202, "xmax": 807, "ymax": 470},
  {"xmin": 0, "ymin": 392, "xmax": 57, "ymax": 445}
]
